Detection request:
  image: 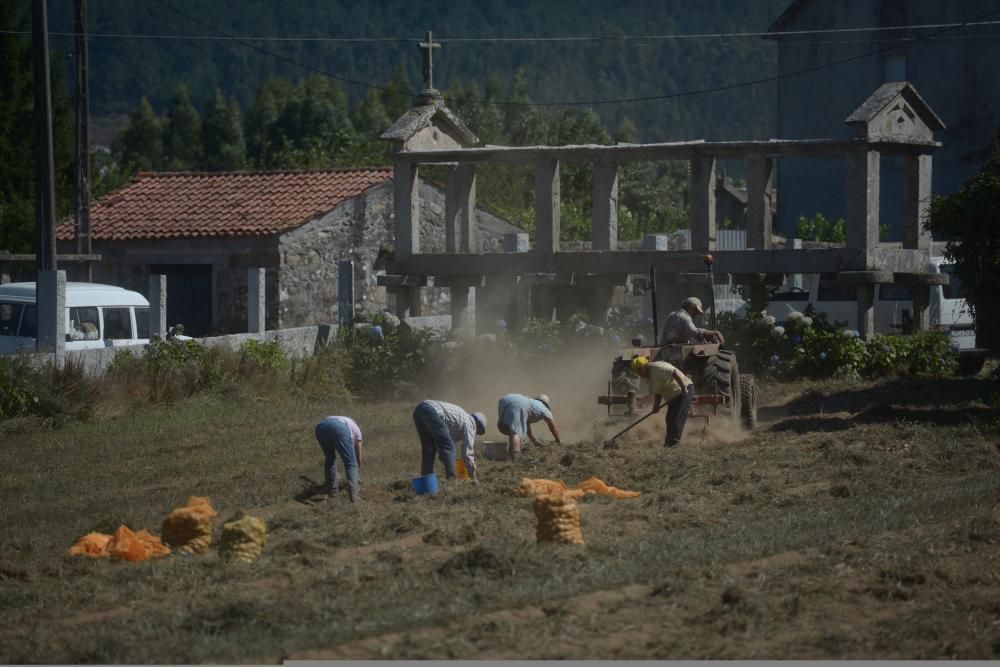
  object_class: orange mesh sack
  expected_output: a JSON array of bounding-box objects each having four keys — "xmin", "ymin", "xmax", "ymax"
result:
[
  {"xmin": 533, "ymin": 492, "xmax": 584, "ymax": 545},
  {"xmin": 106, "ymin": 526, "xmax": 171, "ymax": 562},
  {"xmin": 218, "ymin": 515, "xmax": 267, "ymax": 564},
  {"xmin": 577, "ymin": 476, "xmax": 641, "ymax": 499},
  {"xmin": 516, "ymin": 477, "xmax": 568, "ymax": 497},
  {"xmin": 67, "ymin": 532, "xmax": 112, "ymax": 557},
  {"xmin": 162, "ymin": 496, "xmax": 217, "ymax": 554}
]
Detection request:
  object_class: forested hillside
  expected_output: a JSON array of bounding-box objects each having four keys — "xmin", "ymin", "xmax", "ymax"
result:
[
  {"xmin": 3, "ymin": 0, "xmax": 789, "ymax": 252},
  {"xmin": 45, "ymin": 0, "xmax": 786, "ymax": 142}
]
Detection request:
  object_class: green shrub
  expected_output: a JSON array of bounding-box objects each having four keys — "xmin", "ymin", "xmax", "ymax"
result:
[
  {"xmin": 239, "ymin": 339, "xmax": 289, "ymax": 373},
  {"xmin": 0, "ymin": 355, "xmax": 94, "ymax": 424},
  {"xmin": 719, "ymin": 308, "xmax": 958, "ymax": 380},
  {"xmin": 0, "ymin": 356, "xmax": 42, "ymax": 420},
  {"xmin": 333, "ymin": 314, "xmax": 436, "ymax": 399}
]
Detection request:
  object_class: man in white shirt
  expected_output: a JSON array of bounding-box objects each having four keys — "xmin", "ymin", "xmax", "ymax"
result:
[
  {"xmin": 413, "ymin": 400, "xmax": 486, "ymax": 482},
  {"xmin": 314, "ymin": 416, "xmax": 363, "ymax": 501},
  {"xmin": 660, "ymin": 296, "xmax": 725, "ymax": 346}
]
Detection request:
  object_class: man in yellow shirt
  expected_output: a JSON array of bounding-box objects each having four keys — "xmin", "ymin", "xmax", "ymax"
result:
[{"xmin": 631, "ymin": 355, "xmax": 695, "ymax": 447}]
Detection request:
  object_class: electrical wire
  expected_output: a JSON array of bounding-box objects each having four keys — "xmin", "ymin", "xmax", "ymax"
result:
[
  {"xmin": 11, "ymin": 2, "xmax": 998, "ymax": 108},
  {"xmin": 4, "ymin": 19, "xmax": 1000, "ymax": 44}
]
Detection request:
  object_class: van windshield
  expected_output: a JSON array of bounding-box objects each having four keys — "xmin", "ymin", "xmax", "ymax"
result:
[
  {"xmin": 20, "ymin": 305, "xmax": 37, "ymax": 338},
  {"xmin": 0, "ymin": 302, "xmax": 22, "ymax": 336}
]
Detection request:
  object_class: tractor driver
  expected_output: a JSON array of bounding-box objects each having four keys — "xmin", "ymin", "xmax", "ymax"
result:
[{"xmin": 660, "ymin": 296, "xmax": 725, "ymax": 347}]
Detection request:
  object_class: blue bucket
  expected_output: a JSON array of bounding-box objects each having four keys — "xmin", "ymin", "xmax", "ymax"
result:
[{"xmin": 411, "ymin": 473, "xmax": 439, "ymax": 496}]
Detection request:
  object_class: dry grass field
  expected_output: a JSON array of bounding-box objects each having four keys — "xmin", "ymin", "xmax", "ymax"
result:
[{"xmin": 1, "ymin": 359, "xmax": 998, "ymax": 661}]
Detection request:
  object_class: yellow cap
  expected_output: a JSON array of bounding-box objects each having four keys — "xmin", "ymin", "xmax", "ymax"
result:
[{"xmin": 631, "ymin": 355, "xmax": 650, "ymax": 372}]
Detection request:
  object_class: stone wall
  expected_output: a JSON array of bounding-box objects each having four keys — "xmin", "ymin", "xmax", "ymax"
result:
[{"xmin": 277, "ymin": 179, "xmax": 522, "ymax": 327}]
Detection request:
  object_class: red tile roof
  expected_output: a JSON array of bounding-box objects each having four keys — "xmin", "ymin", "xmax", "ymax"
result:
[{"xmin": 56, "ymin": 169, "xmax": 393, "ymax": 241}]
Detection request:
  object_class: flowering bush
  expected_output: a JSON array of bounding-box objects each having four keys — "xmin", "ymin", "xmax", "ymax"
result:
[{"xmin": 719, "ymin": 306, "xmax": 958, "ymax": 380}]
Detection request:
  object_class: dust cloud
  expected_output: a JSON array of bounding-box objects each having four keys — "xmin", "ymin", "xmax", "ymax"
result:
[{"xmin": 425, "ymin": 341, "xmax": 627, "ymax": 445}]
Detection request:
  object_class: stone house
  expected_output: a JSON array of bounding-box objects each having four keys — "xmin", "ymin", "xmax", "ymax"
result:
[
  {"xmin": 765, "ymin": 0, "xmax": 1000, "ymax": 237},
  {"xmin": 55, "ymin": 169, "xmax": 520, "ymax": 335}
]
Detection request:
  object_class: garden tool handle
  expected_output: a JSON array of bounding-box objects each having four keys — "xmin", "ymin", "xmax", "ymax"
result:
[{"xmin": 609, "ymin": 409, "xmax": 657, "ymax": 444}]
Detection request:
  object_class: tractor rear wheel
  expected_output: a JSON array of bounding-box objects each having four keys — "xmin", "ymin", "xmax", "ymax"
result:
[
  {"xmin": 699, "ymin": 349, "xmax": 742, "ymax": 421},
  {"xmin": 739, "ymin": 373, "xmax": 758, "ymax": 430}
]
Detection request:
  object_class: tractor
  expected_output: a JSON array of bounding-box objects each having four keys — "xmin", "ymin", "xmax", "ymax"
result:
[
  {"xmin": 597, "ymin": 255, "xmax": 758, "ymax": 432},
  {"xmin": 598, "ymin": 340, "xmax": 757, "ymax": 431}
]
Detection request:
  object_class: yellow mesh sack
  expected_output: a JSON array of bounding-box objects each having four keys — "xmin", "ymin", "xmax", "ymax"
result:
[
  {"xmin": 533, "ymin": 492, "xmax": 584, "ymax": 545},
  {"xmin": 67, "ymin": 532, "xmax": 112, "ymax": 557},
  {"xmin": 576, "ymin": 476, "xmax": 641, "ymax": 499},
  {"xmin": 218, "ymin": 515, "xmax": 267, "ymax": 564},
  {"xmin": 162, "ymin": 496, "xmax": 218, "ymax": 554},
  {"xmin": 105, "ymin": 526, "xmax": 171, "ymax": 562}
]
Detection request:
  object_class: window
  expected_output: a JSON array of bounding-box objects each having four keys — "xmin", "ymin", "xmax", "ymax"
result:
[
  {"xmin": 20, "ymin": 305, "xmax": 37, "ymax": 338},
  {"xmin": 941, "ymin": 265, "xmax": 965, "ymax": 300},
  {"xmin": 69, "ymin": 306, "xmax": 101, "ymax": 340},
  {"xmin": 879, "ymin": 284, "xmax": 912, "ymax": 301},
  {"xmin": 0, "ymin": 302, "xmax": 22, "ymax": 336},
  {"xmin": 102, "ymin": 307, "xmax": 133, "ymax": 339},
  {"xmin": 884, "ymin": 54, "xmax": 906, "ymax": 82},
  {"xmin": 816, "ymin": 274, "xmax": 856, "ymax": 301},
  {"xmin": 134, "ymin": 307, "xmax": 149, "ymax": 339}
]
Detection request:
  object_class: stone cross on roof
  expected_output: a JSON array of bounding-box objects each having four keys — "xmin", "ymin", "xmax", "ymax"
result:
[{"xmin": 419, "ymin": 30, "xmax": 441, "ymax": 92}]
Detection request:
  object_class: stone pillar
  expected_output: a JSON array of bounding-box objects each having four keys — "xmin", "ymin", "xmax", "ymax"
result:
[
  {"xmin": 690, "ymin": 155, "xmax": 717, "ymax": 252},
  {"xmin": 391, "ymin": 288, "xmax": 421, "ymax": 318},
  {"xmin": 149, "ymin": 274, "xmax": 167, "ymax": 340},
  {"xmin": 450, "ymin": 285, "xmax": 471, "ymax": 335},
  {"xmin": 902, "ymin": 153, "xmax": 932, "ymax": 251},
  {"xmin": 534, "ymin": 159, "xmax": 561, "ymax": 256},
  {"xmin": 503, "ymin": 233, "xmax": 530, "ymax": 253},
  {"xmin": 746, "ymin": 154, "xmax": 773, "ymax": 249},
  {"xmin": 446, "ymin": 164, "xmax": 477, "ymax": 253},
  {"xmin": 856, "ymin": 284, "xmax": 875, "ymax": 341},
  {"xmin": 248, "ymin": 267, "xmax": 265, "ymax": 334},
  {"xmin": 592, "ymin": 161, "xmax": 618, "ymax": 251},
  {"xmin": 394, "ymin": 161, "xmax": 419, "ymax": 257},
  {"xmin": 846, "ymin": 149, "xmax": 880, "ymax": 261},
  {"xmin": 786, "ymin": 237, "xmax": 803, "ymax": 290},
  {"xmin": 337, "ymin": 260, "xmax": 354, "ymax": 325},
  {"xmin": 504, "ymin": 233, "xmax": 531, "ymax": 329},
  {"xmin": 911, "ymin": 285, "xmax": 930, "ymax": 332},
  {"xmin": 36, "ymin": 269, "xmax": 65, "ymax": 362}
]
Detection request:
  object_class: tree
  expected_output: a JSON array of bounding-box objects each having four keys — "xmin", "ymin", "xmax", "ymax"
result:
[
  {"xmin": 245, "ymin": 77, "xmax": 291, "ymax": 165},
  {"xmin": 163, "ymin": 84, "xmax": 202, "ymax": 169},
  {"xmin": 113, "ymin": 97, "xmax": 163, "ymax": 172},
  {"xmin": 927, "ymin": 138, "xmax": 1000, "ymax": 351},
  {"xmin": 202, "ymin": 90, "xmax": 245, "ymax": 171},
  {"xmin": 380, "ymin": 66, "xmax": 412, "ymax": 123},
  {"xmin": 1, "ymin": 0, "xmax": 75, "ymax": 253}
]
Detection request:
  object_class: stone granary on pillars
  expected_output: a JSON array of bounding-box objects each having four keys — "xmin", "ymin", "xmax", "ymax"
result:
[
  {"xmin": 765, "ymin": 0, "xmax": 1000, "ymax": 238},
  {"xmin": 378, "ymin": 81, "xmax": 948, "ymax": 342},
  {"xmin": 55, "ymin": 169, "xmax": 520, "ymax": 335}
]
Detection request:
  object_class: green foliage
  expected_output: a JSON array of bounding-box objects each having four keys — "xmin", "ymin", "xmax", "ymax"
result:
[
  {"xmin": 202, "ymin": 90, "xmax": 246, "ymax": 170},
  {"xmin": 795, "ymin": 213, "xmax": 846, "ymax": 243},
  {"xmin": 927, "ymin": 140, "xmax": 1000, "ymax": 349},
  {"xmin": 0, "ymin": 1, "xmax": 76, "ymax": 253},
  {"xmin": 332, "ymin": 315, "xmax": 437, "ymax": 399},
  {"xmin": 718, "ymin": 307, "xmax": 959, "ymax": 380},
  {"xmin": 0, "ymin": 355, "xmax": 93, "ymax": 424},
  {"xmin": 163, "ymin": 84, "xmax": 203, "ymax": 169},
  {"xmin": 239, "ymin": 338, "xmax": 289, "ymax": 373}
]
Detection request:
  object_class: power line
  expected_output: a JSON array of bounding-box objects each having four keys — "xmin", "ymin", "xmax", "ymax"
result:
[
  {"xmin": 4, "ymin": 19, "xmax": 1000, "ymax": 44},
  {"xmin": 23, "ymin": 2, "xmax": 999, "ymax": 109}
]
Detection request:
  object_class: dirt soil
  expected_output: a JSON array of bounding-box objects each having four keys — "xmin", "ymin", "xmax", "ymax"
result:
[{"xmin": 0, "ymin": 376, "xmax": 998, "ymax": 662}]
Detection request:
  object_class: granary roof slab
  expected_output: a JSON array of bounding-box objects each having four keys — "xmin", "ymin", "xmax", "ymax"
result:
[
  {"xmin": 380, "ymin": 100, "xmax": 479, "ymax": 148},
  {"xmin": 845, "ymin": 81, "xmax": 945, "ymax": 131}
]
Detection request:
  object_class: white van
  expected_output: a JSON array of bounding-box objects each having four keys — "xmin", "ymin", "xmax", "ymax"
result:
[
  {"xmin": 0, "ymin": 282, "xmax": 150, "ymax": 354},
  {"xmin": 761, "ymin": 256, "xmax": 974, "ymax": 349}
]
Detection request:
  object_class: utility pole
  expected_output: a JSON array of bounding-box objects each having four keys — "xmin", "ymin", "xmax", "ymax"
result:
[
  {"xmin": 33, "ymin": 0, "xmax": 64, "ymax": 360},
  {"xmin": 32, "ymin": 0, "xmax": 57, "ymax": 272},
  {"xmin": 75, "ymin": 0, "xmax": 92, "ymax": 281}
]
